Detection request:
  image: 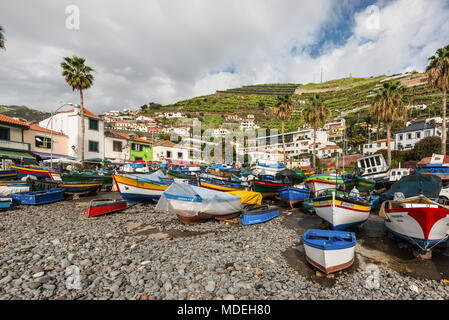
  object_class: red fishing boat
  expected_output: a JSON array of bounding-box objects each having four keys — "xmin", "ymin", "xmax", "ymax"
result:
[{"xmin": 85, "ymin": 199, "xmax": 127, "ymax": 218}]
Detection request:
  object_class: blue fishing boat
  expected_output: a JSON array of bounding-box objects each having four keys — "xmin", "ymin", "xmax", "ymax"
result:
[
  {"xmin": 241, "ymin": 205, "xmax": 279, "ymax": 226},
  {"xmin": 302, "ymin": 229, "xmax": 356, "ymax": 274},
  {"xmin": 12, "ymin": 188, "xmax": 65, "ymax": 205},
  {"xmin": 0, "ymin": 169, "xmax": 18, "ymax": 180},
  {"xmin": 0, "ymin": 197, "xmax": 12, "ymax": 210},
  {"xmin": 278, "ymin": 186, "xmax": 310, "ymax": 208}
]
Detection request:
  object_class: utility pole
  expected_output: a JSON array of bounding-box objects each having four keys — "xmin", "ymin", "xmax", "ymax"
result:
[{"xmin": 320, "ymin": 66, "xmax": 323, "ymax": 83}]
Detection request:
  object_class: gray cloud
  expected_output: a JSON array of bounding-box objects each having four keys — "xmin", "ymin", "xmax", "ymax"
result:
[{"xmin": 0, "ymin": 0, "xmax": 448, "ymax": 114}]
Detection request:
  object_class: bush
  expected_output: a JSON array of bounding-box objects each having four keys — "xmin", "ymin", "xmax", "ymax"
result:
[{"xmin": 413, "ymin": 136, "xmax": 442, "ymax": 159}]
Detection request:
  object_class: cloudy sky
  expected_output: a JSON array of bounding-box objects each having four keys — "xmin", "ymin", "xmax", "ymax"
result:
[{"xmin": 0, "ymin": 0, "xmax": 448, "ymax": 114}]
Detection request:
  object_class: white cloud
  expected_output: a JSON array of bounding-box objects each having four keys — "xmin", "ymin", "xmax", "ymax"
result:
[{"xmin": 0, "ymin": 0, "xmax": 448, "ymax": 114}]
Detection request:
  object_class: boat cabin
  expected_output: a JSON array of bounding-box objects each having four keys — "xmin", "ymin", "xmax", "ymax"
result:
[{"xmin": 356, "ymin": 154, "xmax": 389, "ymax": 180}]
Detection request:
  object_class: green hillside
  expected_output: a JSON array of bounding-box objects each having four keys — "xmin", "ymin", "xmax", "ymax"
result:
[
  {"xmin": 0, "ymin": 105, "xmax": 51, "ymax": 123},
  {"xmin": 140, "ymin": 71, "xmax": 442, "ymax": 134}
]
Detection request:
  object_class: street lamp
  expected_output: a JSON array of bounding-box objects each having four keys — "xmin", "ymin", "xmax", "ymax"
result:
[{"xmin": 44, "ymin": 102, "xmax": 79, "ymax": 169}]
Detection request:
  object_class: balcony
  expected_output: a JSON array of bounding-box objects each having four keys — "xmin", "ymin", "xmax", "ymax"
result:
[{"xmin": 0, "ymin": 139, "xmax": 31, "ymax": 151}]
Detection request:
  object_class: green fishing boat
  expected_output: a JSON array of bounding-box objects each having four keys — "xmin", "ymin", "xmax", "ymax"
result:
[
  {"xmin": 61, "ymin": 171, "xmax": 113, "ymax": 190},
  {"xmin": 344, "ymin": 176, "xmax": 376, "ymax": 193},
  {"xmin": 166, "ymin": 170, "xmax": 196, "ymax": 179}
]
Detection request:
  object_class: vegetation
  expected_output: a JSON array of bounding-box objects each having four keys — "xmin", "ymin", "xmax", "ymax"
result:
[
  {"xmin": 0, "ymin": 25, "xmax": 5, "ymax": 50},
  {"xmin": 0, "ymin": 105, "xmax": 50, "ymax": 122},
  {"xmin": 61, "ymin": 56, "xmax": 95, "ymax": 168},
  {"xmin": 371, "ymin": 80, "xmax": 407, "ymax": 166},
  {"xmin": 271, "ymin": 94, "xmax": 294, "ymax": 164},
  {"xmin": 413, "ymin": 136, "xmax": 442, "ymax": 159},
  {"xmin": 426, "ymin": 44, "xmax": 449, "ymax": 154},
  {"xmin": 303, "ymin": 94, "xmax": 329, "ymax": 168}
]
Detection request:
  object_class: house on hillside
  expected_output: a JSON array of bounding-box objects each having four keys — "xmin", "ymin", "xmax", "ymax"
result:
[
  {"xmin": 24, "ymin": 124, "xmax": 70, "ymax": 160},
  {"xmin": 362, "ymin": 138, "xmax": 394, "ymax": 155},
  {"xmin": 39, "ymin": 106, "xmax": 105, "ymax": 161},
  {"xmin": 394, "ymin": 120, "xmax": 441, "ymax": 151},
  {"xmin": 153, "ymin": 140, "xmax": 189, "ymax": 164}
]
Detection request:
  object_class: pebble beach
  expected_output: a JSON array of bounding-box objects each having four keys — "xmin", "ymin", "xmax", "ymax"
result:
[{"xmin": 1, "ymin": 195, "xmax": 449, "ymax": 300}]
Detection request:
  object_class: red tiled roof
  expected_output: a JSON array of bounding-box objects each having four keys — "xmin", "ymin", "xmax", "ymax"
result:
[
  {"xmin": 29, "ymin": 124, "xmax": 66, "ymax": 136},
  {"xmin": 131, "ymin": 136, "xmax": 150, "ymax": 143},
  {"xmin": 60, "ymin": 108, "xmax": 101, "ymax": 119},
  {"xmin": 321, "ymin": 145, "xmax": 341, "ymax": 150},
  {"xmin": 0, "ymin": 114, "xmax": 29, "ymax": 128},
  {"xmin": 154, "ymin": 140, "xmax": 177, "ymax": 147}
]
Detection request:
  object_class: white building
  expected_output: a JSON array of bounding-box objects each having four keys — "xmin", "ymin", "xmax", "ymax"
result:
[
  {"xmin": 363, "ymin": 138, "xmax": 394, "ymax": 155},
  {"xmin": 317, "ymin": 145, "xmax": 343, "ymax": 159},
  {"xmin": 239, "ymin": 120, "xmax": 260, "ymax": 131},
  {"xmin": 159, "ymin": 112, "xmax": 183, "ymax": 119},
  {"xmin": 213, "ymin": 128, "xmax": 230, "ymax": 136},
  {"xmin": 135, "ymin": 116, "xmax": 155, "ymax": 122},
  {"xmin": 104, "ymin": 131, "xmax": 130, "ymax": 163},
  {"xmin": 39, "ymin": 106, "xmax": 105, "ymax": 161},
  {"xmin": 153, "ymin": 140, "xmax": 190, "ymax": 163},
  {"xmin": 394, "ymin": 120, "xmax": 441, "ymax": 151}
]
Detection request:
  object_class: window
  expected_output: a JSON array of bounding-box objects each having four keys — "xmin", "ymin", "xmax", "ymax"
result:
[
  {"xmin": 88, "ymin": 140, "xmax": 99, "ymax": 152},
  {"xmin": 166, "ymin": 151, "xmax": 172, "ymax": 158},
  {"xmin": 133, "ymin": 143, "xmax": 142, "ymax": 152},
  {"xmin": 113, "ymin": 140, "xmax": 122, "ymax": 152},
  {"xmin": 416, "ymin": 132, "xmax": 421, "ymax": 139},
  {"xmin": 35, "ymin": 136, "xmax": 52, "ymax": 149},
  {"xmin": 407, "ymin": 133, "xmax": 412, "ymax": 140},
  {"xmin": 399, "ymin": 134, "xmax": 403, "ymax": 140},
  {"xmin": 89, "ymin": 119, "xmax": 99, "ymax": 131},
  {"xmin": 425, "ymin": 130, "xmax": 430, "ymax": 137},
  {"xmin": 178, "ymin": 152, "xmax": 183, "ymax": 159},
  {"xmin": 377, "ymin": 143, "xmax": 381, "ymax": 147},
  {"xmin": 0, "ymin": 126, "xmax": 10, "ymax": 141}
]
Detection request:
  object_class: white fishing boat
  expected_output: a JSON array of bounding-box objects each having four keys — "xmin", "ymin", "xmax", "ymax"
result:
[
  {"xmin": 251, "ymin": 162, "xmax": 286, "ymax": 177},
  {"xmin": 379, "ymin": 193, "xmax": 449, "ymax": 252},
  {"xmin": 313, "ymin": 191, "xmax": 371, "ymax": 230},
  {"xmin": 356, "ymin": 153, "xmax": 390, "ymax": 180},
  {"xmin": 155, "ymin": 182, "xmax": 242, "ymax": 225},
  {"xmin": 302, "ymin": 229, "xmax": 356, "ymax": 274}
]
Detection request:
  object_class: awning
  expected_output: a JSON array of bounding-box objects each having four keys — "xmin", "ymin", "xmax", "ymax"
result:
[
  {"xmin": 0, "ymin": 149, "xmax": 36, "ymax": 160},
  {"xmin": 32, "ymin": 151, "xmax": 75, "ymax": 160}
]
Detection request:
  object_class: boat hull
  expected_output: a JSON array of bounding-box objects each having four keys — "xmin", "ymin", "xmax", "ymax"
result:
[
  {"xmin": 199, "ymin": 178, "xmax": 245, "ymax": 192},
  {"xmin": 278, "ymin": 187, "xmax": 310, "ymax": 208},
  {"xmin": 11, "ymin": 188, "xmax": 64, "ymax": 205},
  {"xmin": 383, "ymin": 204, "xmax": 449, "ymax": 252},
  {"xmin": 0, "ymin": 170, "xmax": 18, "ymax": 180},
  {"xmin": 254, "ymin": 180, "xmax": 290, "ymax": 197},
  {"xmin": 313, "ymin": 196, "xmax": 371, "ymax": 230},
  {"xmin": 241, "ymin": 206, "xmax": 279, "ymax": 225},
  {"xmin": 62, "ymin": 174, "xmax": 112, "ymax": 190},
  {"xmin": 112, "ymin": 174, "xmax": 169, "ymax": 203},
  {"xmin": 303, "ymin": 243, "xmax": 355, "ymax": 274},
  {"xmin": 10, "ymin": 165, "xmax": 54, "ymax": 179},
  {"xmin": 86, "ymin": 200, "xmax": 127, "ymax": 217},
  {"xmin": 0, "ymin": 198, "xmax": 12, "ymax": 210},
  {"xmin": 345, "ymin": 176, "xmax": 376, "ymax": 193},
  {"xmin": 0, "ymin": 180, "xmax": 27, "ymax": 186},
  {"xmin": 305, "ymin": 179, "xmax": 338, "ymax": 194}
]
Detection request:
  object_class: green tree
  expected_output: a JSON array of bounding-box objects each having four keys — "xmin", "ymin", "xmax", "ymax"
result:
[
  {"xmin": 413, "ymin": 136, "xmax": 442, "ymax": 159},
  {"xmin": 303, "ymin": 94, "xmax": 329, "ymax": 168},
  {"xmin": 371, "ymin": 80, "xmax": 407, "ymax": 166},
  {"xmin": 426, "ymin": 44, "xmax": 449, "ymax": 154},
  {"xmin": 271, "ymin": 94, "xmax": 294, "ymax": 164},
  {"xmin": 61, "ymin": 55, "xmax": 95, "ymax": 168},
  {"xmin": 0, "ymin": 25, "xmax": 5, "ymax": 50}
]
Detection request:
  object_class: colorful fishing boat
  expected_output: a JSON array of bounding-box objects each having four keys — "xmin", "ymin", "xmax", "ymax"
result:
[
  {"xmin": 85, "ymin": 199, "xmax": 127, "ymax": 217},
  {"xmin": 0, "ymin": 180, "xmax": 27, "ymax": 186},
  {"xmin": 0, "ymin": 169, "xmax": 18, "ymax": 180},
  {"xmin": 313, "ymin": 191, "xmax": 372, "ymax": 230},
  {"xmin": 379, "ymin": 195, "xmax": 449, "ymax": 252},
  {"xmin": 61, "ymin": 172, "xmax": 113, "ymax": 190},
  {"xmin": 305, "ymin": 174, "xmax": 344, "ymax": 194},
  {"xmin": 0, "ymin": 185, "xmax": 30, "ymax": 196},
  {"xmin": 11, "ymin": 188, "xmax": 64, "ymax": 205},
  {"xmin": 112, "ymin": 174, "xmax": 170, "ymax": 203},
  {"xmin": 253, "ymin": 179, "xmax": 291, "ymax": 197},
  {"xmin": 10, "ymin": 165, "xmax": 56, "ymax": 179},
  {"xmin": 198, "ymin": 177, "xmax": 246, "ymax": 192},
  {"xmin": 28, "ymin": 179, "xmax": 103, "ymax": 195},
  {"xmin": 278, "ymin": 186, "xmax": 310, "ymax": 208},
  {"xmin": 302, "ymin": 229, "xmax": 356, "ymax": 274},
  {"xmin": 344, "ymin": 176, "xmax": 376, "ymax": 193},
  {"xmin": 241, "ymin": 205, "xmax": 279, "ymax": 226},
  {"xmin": 166, "ymin": 170, "xmax": 197, "ymax": 179},
  {"xmin": 155, "ymin": 182, "xmax": 242, "ymax": 225},
  {"xmin": 252, "ymin": 162, "xmax": 286, "ymax": 177}
]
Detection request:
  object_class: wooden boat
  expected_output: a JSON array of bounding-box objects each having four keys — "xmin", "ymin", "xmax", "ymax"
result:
[
  {"xmin": 10, "ymin": 165, "xmax": 56, "ymax": 179},
  {"xmin": 155, "ymin": 182, "xmax": 242, "ymax": 225},
  {"xmin": 278, "ymin": 186, "xmax": 310, "ymax": 208},
  {"xmin": 302, "ymin": 229, "xmax": 356, "ymax": 274},
  {"xmin": 0, "ymin": 197, "xmax": 12, "ymax": 210},
  {"xmin": 207, "ymin": 165, "xmax": 240, "ymax": 179},
  {"xmin": 253, "ymin": 179, "xmax": 291, "ymax": 197},
  {"xmin": 11, "ymin": 188, "xmax": 64, "ymax": 205},
  {"xmin": 379, "ymin": 195, "xmax": 449, "ymax": 252},
  {"xmin": 0, "ymin": 185, "xmax": 30, "ymax": 196},
  {"xmin": 112, "ymin": 174, "xmax": 170, "ymax": 203},
  {"xmin": 62, "ymin": 172, "xmax": 113, "ymax": 190},
  {"xmin": 0, "ymin": 169, "xmax": 18, "ymax": 180},
  {"xmin": 85, "ymin": 199, "xmax": 127, "ymax": 217},
  {"xmin": 167, "ymin": 170, "xmax": 197, "ymax": 179},
  {"xmin": 241, "ymin": 205, "xmax": 279, "ymax": 226},
  {"xmin": 356, "ymin": 154, "xmax": 390, "ymax": 180},
  {"xmin": 313, "ymin": 191, "xmax": 371, "ymax": 230},
  {"xmin": 0, "ymin": 180, "xmax": 27, "ymax": 186},
  {"xmin": 305, "ymin": 174, "xmax": 344, "ymax": 194},
  {"xmin": 344, "ymin": 176, "xmax": 376, "ymax": 193},
  {"xmin": 28, "ymin": 179, "xmax": 103, "ymax": 195},
  {"xmin": 251, "ymin": 162, "xmax": 286, "ymax": 177},
  {"xmin": 198, "ymin": 177, "xmax": 246, "ymax": 192}
]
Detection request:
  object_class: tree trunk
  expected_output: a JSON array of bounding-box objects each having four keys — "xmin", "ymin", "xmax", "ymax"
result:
[
  {"xmin": 80, "ymin": 89, "xmax": 85, "ymax": 168},
  {"xmin": 442, "ymin": 88, "xmax": 447, "ymax": 155},
  {"xmin": 313, "ymin": 128, "xmax": 317, "ymax": 168},
  {"xmin": 282, "ymin": 121, "xmax": 287, "ymax": 165},
  {"xmin": 386, "ymin": 122, "xmax": 391, "ymax": 167}
]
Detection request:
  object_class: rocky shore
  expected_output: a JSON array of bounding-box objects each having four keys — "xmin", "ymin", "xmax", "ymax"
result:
[{"xmin": 0, "ymin": 199, "xmax": 448, "ymax": 300}]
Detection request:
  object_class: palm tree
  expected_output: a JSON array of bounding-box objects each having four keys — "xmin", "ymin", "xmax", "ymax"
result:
[
  {"xmin": 61, "ymin": 56, "xmax": 95, "ymax": 168},
  {"xmin": 303, "ymin": 94, "xmax": 329, "ymax": 168},
  {"xmin": 0, "ymin": 25, "xmax": 6, "ymax": 50},
  {"xmin": 271, "ymin": 94, "xmax": 294, "ymax": 165},
  {"xmin": 371, "ymin": 80, "xmax": 407, "ymax": 166},
  {"xmin": 426, "ymin": 45, "xmax": 449, "ymax": 154}
]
